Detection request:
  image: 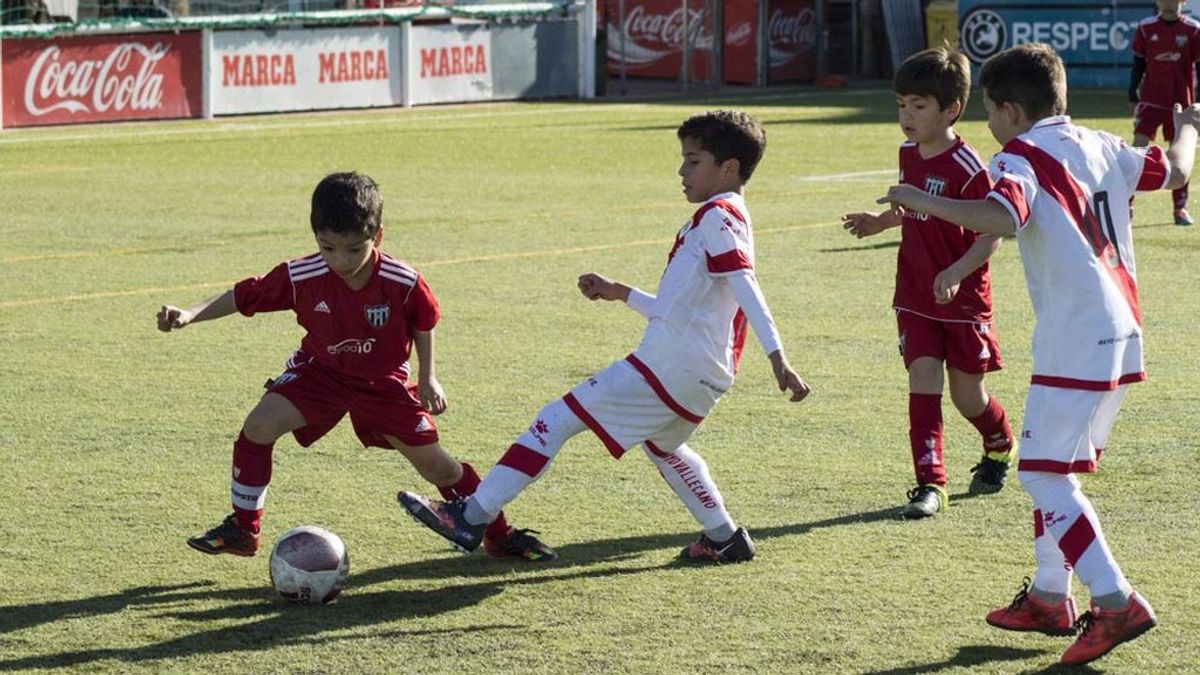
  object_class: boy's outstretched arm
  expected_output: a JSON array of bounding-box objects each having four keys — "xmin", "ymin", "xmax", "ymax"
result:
[
  {"xmin": 413, "ymin": 329, "xmax": 447, "ymax": 415},
  {"xmin": 156, "ymin": 289, "xmax": 236, "ymax": 332},
  {"xmin": 1166, "ymin": 104, "xmax": 1200, "ymax": 189},
  {"xmin": 934, "ymin": 234, "xmax": 1002, "ymax": 304},
  {"xmin": 841, "ymin": 208, "xmax": 902, "ymax": 239},
  {"xmin": 578, "ymin": 272, "xmax": 656, "ymax": 318},
  {"xmin": 727, "ymin": 272, "xmax": 811, "ymax": 403},
  {"xmin": 878, "ymin": 188, "xmax": 1015, "ymax": 236}
]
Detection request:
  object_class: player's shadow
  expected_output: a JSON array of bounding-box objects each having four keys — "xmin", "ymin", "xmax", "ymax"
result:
[
  {"xmin": 0, "ymin": 501, "xmax": 916, "ymax": 669},
  {"xmin": 861, "ymin": 645, "xmax": 1049, "ymax": 674},
  {"xmin": 821, "ymin": 240, "xmax": 901, "ymax": 253}
]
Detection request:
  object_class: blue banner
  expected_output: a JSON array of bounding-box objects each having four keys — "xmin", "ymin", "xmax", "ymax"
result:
[{"xmin": 957, "ymin": 1, "xmax": 1158, "ymax": 87}]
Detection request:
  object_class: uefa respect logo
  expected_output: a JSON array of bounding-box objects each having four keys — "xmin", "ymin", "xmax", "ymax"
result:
[{"xmin": 960, "ymin": 8, "xmax": 1007, "ymax": 63}]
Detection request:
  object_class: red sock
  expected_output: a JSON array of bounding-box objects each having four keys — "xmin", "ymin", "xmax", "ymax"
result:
[
  {"xmin": 968, "ymin": 395, "xmax": 1013, "ymax": 456},
  {"xmin": 1173, "ymin": 183, "xmax": 1189, "ymax": 211},
  {"xmin": 437, "ymin": 461, "xmax": 510, "ymax": 541},
  {"xmin": 231, "ymin": 431, "xmax": 272, "ymax": 534},
  {"xmin": 909, "ymin": 393, "xmax": 945, "ymax": 486}
]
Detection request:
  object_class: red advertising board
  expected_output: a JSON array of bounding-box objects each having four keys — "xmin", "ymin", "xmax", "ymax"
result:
[
  {"xmin": 2, "ymin": 32, "xmax": 203, "ymax": 128},
  {"xmin": 605, "ymin": 0, "xmax": 816, "ymax": 84}
]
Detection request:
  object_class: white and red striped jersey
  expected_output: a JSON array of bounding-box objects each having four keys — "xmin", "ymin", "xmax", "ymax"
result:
[
  {"xmin": 629, "ymin": 192, "xmax": 763, "ymax": 417},
  {"xmin": 986, "ymin": 116, "xmax": 1170, "ymax": 390},
  {"xmin": 233, "ymin": 249, "xmax": 439, "ymax": 382}
]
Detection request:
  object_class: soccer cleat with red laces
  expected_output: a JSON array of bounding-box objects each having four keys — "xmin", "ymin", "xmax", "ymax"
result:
[
  {"xmin": 397, "ymin": 491, "xmax": 485, "ymax": 553},
  {"xmin": 483, "ymin": 527, "xmax": 559, "ymax": 562},
  {"xmin": 985, "ymin": 577, "xmax": 1077, "ymax": 636},
  {"xmin": 1060, "ymin": 593, "xmax": 1157, "ymax": 665},
  {"xmin": 186, "ymin": 514, "xmax": 260, "ymax": 557},
  {"xmin": 679, "ymin": 527, "xmax": 756, "ymax": 563}
]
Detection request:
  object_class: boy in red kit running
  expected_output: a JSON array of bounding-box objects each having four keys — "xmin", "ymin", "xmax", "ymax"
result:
[
  {"xmin": 1129, "ymin": 0, "xmax": 1200, "ymax": 225},
  {"xmin": 157, "ymin": 172, "xmax": 555, "ymax": 562},
  {"xmin": 398, "ymin": 110, "xmax": 811, "ymax": 563},
  {"xmin": 843, "ymin": 48, "xmax": 1014, "ymax": 519},
  {"xmin": 881, "ymin": 43, "xmax": 1200, "ymax": 666}
]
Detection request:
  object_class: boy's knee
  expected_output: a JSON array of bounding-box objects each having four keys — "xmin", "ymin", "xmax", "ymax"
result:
[{"xmin": 241, "ymin": 413, "xmax": 285, "ymax": 444}]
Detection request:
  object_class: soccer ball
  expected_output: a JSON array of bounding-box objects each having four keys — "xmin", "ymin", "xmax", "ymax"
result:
[{"xmin": 269, "ymin": 525, "xmax": 349, "ymax": 605}]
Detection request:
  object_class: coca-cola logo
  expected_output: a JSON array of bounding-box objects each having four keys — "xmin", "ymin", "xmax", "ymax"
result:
[
  {"xmin": 769, "ymin": 8, "xmax": 817, "ymax": 49},
  {"xmin": 24, "ymin": 42, "xmax": 168, "ymax": 117},
  {"xmin": 624, "ymin": 5, "xmax": 711, "ymax": 49}
]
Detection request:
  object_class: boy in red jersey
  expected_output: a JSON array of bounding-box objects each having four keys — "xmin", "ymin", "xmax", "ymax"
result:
[
  {"xmin": 881, "ymin": 42, "xmax": 1200, "ymax": 666},
  {"xmin": 157, "ymin": 172, "xmax": 555, "ymax": 562},
  {"xmin": 1129, "ymin": 0, "xmax": 1200, "ymax": 225},
  {"xmin": 842, "ymin": 48, "xmax": 1014, "ymax": 518},
  {"xmin": 397, "ymin": 110, "xmax": 811, "ymax": 564}
]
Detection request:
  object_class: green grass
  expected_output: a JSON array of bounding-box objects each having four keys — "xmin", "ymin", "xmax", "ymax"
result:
[{"xmin": 2, "ymin": 88, "xmax": 1198, "ymax": 673}]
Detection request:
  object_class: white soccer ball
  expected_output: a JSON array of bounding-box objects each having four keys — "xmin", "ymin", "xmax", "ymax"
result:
[{"xmin": 269, "ymin": 525, "xmax": 349, "ymax": 605}]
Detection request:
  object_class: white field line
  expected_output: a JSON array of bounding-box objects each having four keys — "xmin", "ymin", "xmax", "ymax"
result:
[
  {"xmin": 0, "ymin": 87, "xmax": 888, "ymax": 147},
  {"xmin": 0, "ymin": 219, "xmax": 838, "ymax": 310}
]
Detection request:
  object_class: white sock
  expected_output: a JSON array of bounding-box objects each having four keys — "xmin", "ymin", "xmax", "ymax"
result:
[
  {"xmin": 469, "ymin": 397, "xmax": 586, "ymax": 521},
  {"xmin": 1031, "ymin": 509, "xmax": 1072, "ymax": 599},
  {"xmin": 643, "ymin": 442, "xmax": 736, "ymax": 540},
  {"xmin": 1020, "ymin": 471, "xmax": 1132, "ymax": 600}
]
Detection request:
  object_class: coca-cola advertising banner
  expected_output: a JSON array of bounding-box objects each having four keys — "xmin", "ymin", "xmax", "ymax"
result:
[
  {"xmin": 2, "ymin": 33, "xmax": 202, "ymax": 128},
  {"xmin": 210, "ymin": 27, "xmax": 402, "ymax": 116},
  {"xmin": 406, "ymin": 24, "xmax": 493, "ymax": 106},
  {"xmin": 606, "ymin": 0, "xmax": 816, "ymax": 84}
]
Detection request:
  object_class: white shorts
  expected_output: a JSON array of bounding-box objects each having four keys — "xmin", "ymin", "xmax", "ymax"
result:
[
  {"xmin": 1017, "ymin": 384, "xmax": 1128, "ymax": 474},
  {"xmin": 562, "ymin": 358, "xmax": 703, "ymax": 458}
]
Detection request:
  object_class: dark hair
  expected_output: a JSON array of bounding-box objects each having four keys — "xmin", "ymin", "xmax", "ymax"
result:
[
  {"xmin": 676, "ymin": 109, "xmax": 766, "ymax": 182},
  {"xmin": 979, "ymin": 43, "xmax": 1067, "ymax": 121},
  {"xmin": 310, "ymin": 172, "xmax": 383, "ymax": 236},
  {"xmin": 894, "ymin": 47, "xmax": 971, "ymax": 123}
]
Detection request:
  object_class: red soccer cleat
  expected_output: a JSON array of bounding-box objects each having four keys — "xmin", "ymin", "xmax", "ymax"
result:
[
  {"xmin": 1060, "ymin": 593, "xmax": 1157, "ymax": 665},
  {"xmin": 985, "ymin": 578, "xmax": 1077, "ymax": 636}
]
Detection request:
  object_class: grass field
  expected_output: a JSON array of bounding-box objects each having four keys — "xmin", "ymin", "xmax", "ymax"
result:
[{"xmin": 2, "ymin": 87, "xmax": 1198, "ymax": 674}]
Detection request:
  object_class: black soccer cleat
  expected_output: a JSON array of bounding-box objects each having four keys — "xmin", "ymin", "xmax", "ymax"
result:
[
  {"xmin": 483, "ymin": 527, "xmax": 559, "ymax": 562},
  {"xmin": 969, "ymin": 455, "xmax": 1010, "ymax": 495},
  {"xmin": 186, "ymin": 513, "xmax": 260, "ymax": 557},
  {"xmin": 901, "ymin": 484, "xmax": 946, "ymax": 519},
  {"xmin": 679, "ymin": 527, "xmax": 756, "ymax": 563},
  {"xmin": 397, "ymin": 491, "xmax": 485, "ymax": 553}
]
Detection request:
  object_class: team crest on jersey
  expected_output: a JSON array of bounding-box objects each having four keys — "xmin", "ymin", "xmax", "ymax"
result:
[
  {"xmin": 1177, "ymin": 34, "xmax": 1189, "ymax": 47},
  {"xmin": 924, "ymin": 176, "xmax": 948, "ymax": 197},
  {"xmin": 364, "ymin": 304, "xmax": 390, "ymax": 328}
]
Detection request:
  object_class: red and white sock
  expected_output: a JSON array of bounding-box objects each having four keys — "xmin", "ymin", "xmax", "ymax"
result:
[
  {"xmin": 231, "ymin": 431, "xmax": 272, "ymax": 534},
  {"xmin": 643, "ymin": 442, "xmax": 735, "ymax": 540},
  {"xmin": 1020, "ymin": 471, "xmax": 1131, "ymax": 599},
  {"xmin": 1032, "ymin": 508, "xmax": 1073, "ymax": 596},
  {"xmin": 469, "ymin": 398, "xmax": 586, "ymax": 522},
  {"xmin": 967, "ymin": 395, "xmax": 1013, "ymax": 457},
  {"xmin": 909, "ymin": 393, "xmax": 945, "ymax": 486}
]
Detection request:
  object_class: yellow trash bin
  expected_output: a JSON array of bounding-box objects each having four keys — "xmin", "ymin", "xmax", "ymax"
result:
[{"xmin": 926, "ymin": 1, "xmax": 958, "ymax": 49}]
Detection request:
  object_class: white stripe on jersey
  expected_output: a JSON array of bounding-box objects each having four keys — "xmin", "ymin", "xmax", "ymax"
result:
[
  {"xmin": 953, "ymin": 147, "xmax": 984, "ymax": 176},
  {"xmin": 288, "ymin": 254, "xmax": 328, "ymax": 282},
  {"xmin": 380, "ymin": 255, "xmax": 418, "ymax": 287},
  {"xmin": 379, "ymin": 270, "xmax": 416, "ymax": 286},
  {"xmin": 291, "ymin": 267, "xmax": 329, "ymax": 282}
]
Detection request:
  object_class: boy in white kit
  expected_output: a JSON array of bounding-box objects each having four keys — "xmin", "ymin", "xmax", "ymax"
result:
[
  {"xmin": 399, "ymin": 109, "xmax": 811, "ymax": 563},
  {"xmin": 881, "ymin": 43, "xmax": 1200, "ymax": 665}
]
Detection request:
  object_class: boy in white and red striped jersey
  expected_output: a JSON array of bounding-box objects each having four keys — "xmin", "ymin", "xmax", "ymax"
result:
[
  {"xmin": 157, "ymin": 172, "xmax": 555, "ymax": 562},
  {"xmin": 1129, "ymin": 0, "xmax": 1200, "ymax": 225},
  {"xmin": 399, "ymin": 110, "xmax": 812, "ymax": 564},
  {"xmin": 881, "ymin": 43, "xmax": 1200, "ymax": 666},
  {"xmin": 843, "ymin": 47, "xmax": 1014, "ymax": 519}
]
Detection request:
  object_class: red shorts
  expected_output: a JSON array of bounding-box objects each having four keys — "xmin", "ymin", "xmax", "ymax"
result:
[
  {"xmin": 896, "ymin": 310, "xmax": 1003, "ymax": 374},
  {"xmin": 265, "ymin": 361, "xmax": 438, "ymax": 449},
  {"xmin": 1133, "ymin": 103, "xmax": 1176, "ymax": 141}
]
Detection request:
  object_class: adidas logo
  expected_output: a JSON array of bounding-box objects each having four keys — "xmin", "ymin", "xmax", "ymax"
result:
[
  {"xmin": 314, "ymin": 301, "xmax": 331, "ymax": 314},
  {"xmin": 414, "ymin": 417, "xmax": 434, "ymax": 433}
]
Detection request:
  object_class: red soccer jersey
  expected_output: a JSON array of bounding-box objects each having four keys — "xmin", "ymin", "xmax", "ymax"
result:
[
  {"xmin": 1132, "ymin": 15, "xmax": 1200, "ymax": 108},
  {"xmin": 894, "ymin": 138, "xmax": 995, "ymax": 323},
  {"xmin": 233, "ymin": 250, "xmax": 439, "ymax": 382}
]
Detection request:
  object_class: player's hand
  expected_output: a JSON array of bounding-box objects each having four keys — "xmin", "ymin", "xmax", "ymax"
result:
[
  {"xmin": 877, "ymin": 184, "xmax": 927, "ymax": 215},
  {"xmin": 418, "ymin": 377, "xmax": 448, "ymax": 415},
  {"xmin": 841, "ymin": 211, "xmax": 891, "ymax": 238},
  {"xmin": 769, "ymin": 350, "xmax": 811, "ymax": 403},
  {"xmin": 577, "ymin": 273, "xmax": 624, "ymax": 301},
  {"xmin": 157, "ymin": 305, "xmax": 192, "ymax": 332},
  {"xmin": 933, "ymin": 268, "xmax": 963, "ymax": 304}
]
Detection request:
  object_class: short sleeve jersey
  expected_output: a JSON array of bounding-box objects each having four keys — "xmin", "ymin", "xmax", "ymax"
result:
[
  {"xmin": 894, "ymin": 137, "xmax": 995, "ymax": 323},
  {"xmin": 631, "ymin": 192, "xmax": 756, "ymax": 415},
  {"xmin": 1132, "ymin": 14, "xmax": 1200, "ymax": 108},
  {"xmin": 233, "ymin": 249, "xmax": 440, "ymax": 382},
  {"xmin": 985, "ymin": 116, "xmax": 1170, "ymax": 389}
]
